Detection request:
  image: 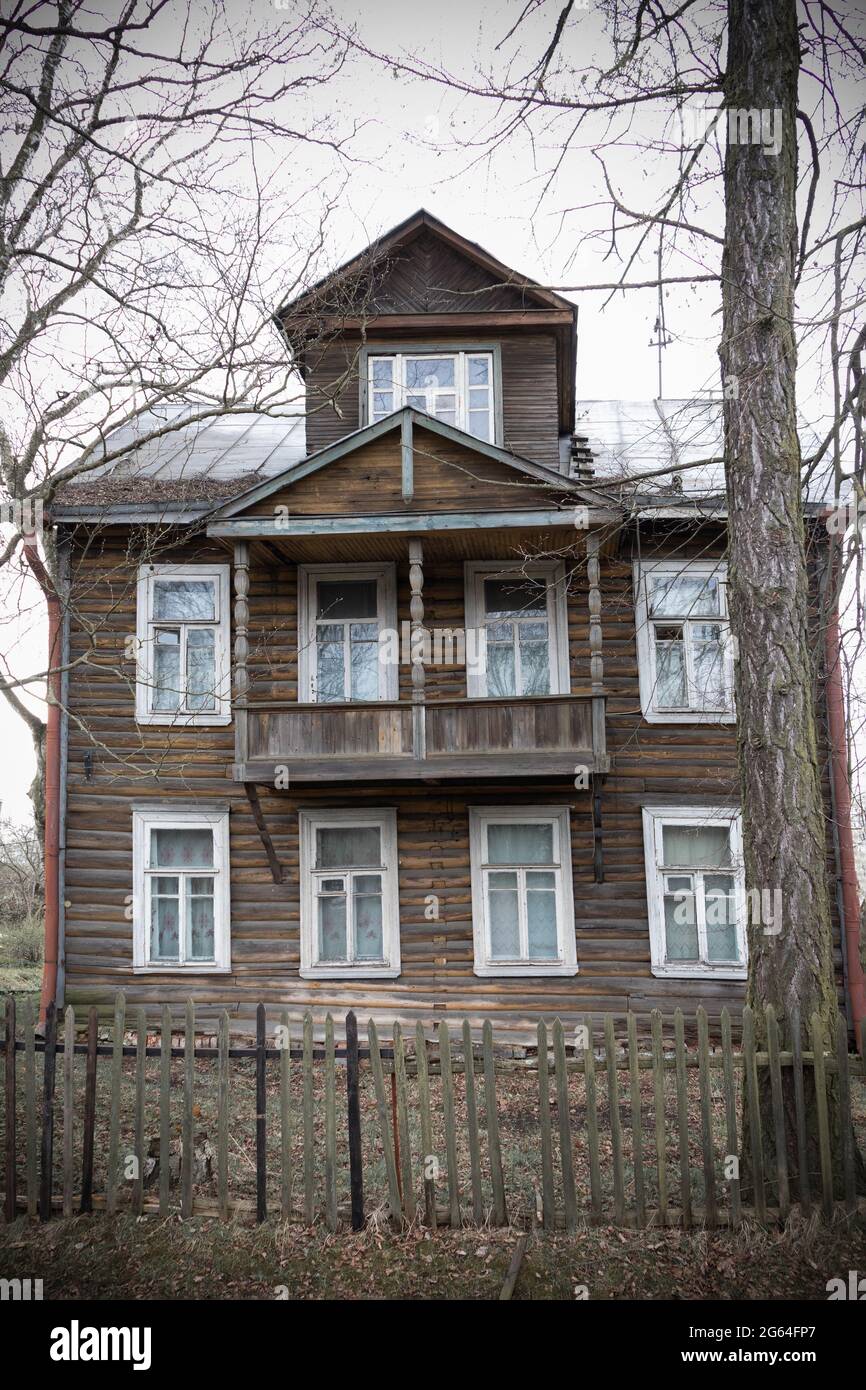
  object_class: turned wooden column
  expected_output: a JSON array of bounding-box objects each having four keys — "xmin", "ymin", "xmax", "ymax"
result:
[
  {"xmin": 408, "ymin": 539, "xmax": 426, "ymax": 759},
  {"xmin": 233, "ymin": 540, "xmax": 250, "ymax": 768},
  {"xmin": 586, "ymin": 532, "xmax": 607, "ymax": 771}
]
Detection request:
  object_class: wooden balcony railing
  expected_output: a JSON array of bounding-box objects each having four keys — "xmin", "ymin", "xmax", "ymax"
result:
[{"xmin": 232, "ymin": 692, "xmax": 607, "ymax": 784}]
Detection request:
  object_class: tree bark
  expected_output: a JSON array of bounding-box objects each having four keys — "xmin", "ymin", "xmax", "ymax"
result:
[{"xmin": 719, "ymin": 0, "xmax": 851, "ymax": 1198}]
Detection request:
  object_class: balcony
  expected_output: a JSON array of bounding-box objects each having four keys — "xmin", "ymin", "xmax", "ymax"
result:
[{"xmin": 232, "ymin": 692, "xmax": 607, "ymax": 784}]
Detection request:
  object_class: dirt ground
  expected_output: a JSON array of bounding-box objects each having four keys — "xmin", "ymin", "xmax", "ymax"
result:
[{"xmin": 1, "ymin": 1208, "xmax": 864, "ymax": 1300}]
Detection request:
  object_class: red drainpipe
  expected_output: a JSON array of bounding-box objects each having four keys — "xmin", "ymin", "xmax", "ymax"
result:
[
  {"xmin": 23, "ymin": 537, "xmax": 61, "ymax": 1031},
  {"xmin": 825, "ymin": 594, "xmax": 865, "ymax": 1051}
]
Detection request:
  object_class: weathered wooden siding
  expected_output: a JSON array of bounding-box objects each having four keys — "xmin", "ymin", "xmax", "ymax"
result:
[
  {"xmin": 59, "ymin": 526, "xmax": 845, "ymax": 1039},
  {"xmin": 304, "ymin": 334, "xmax": 561, "ymax": 471}
]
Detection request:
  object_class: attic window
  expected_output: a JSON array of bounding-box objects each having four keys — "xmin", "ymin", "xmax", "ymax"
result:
[{"xmin": 368, "ymin": 351, "xmax": 495, "ymax": 441}]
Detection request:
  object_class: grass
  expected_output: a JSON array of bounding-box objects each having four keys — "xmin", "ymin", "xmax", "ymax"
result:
[{"xmin": 1, "ymin": 1208, "xmax": 864, "ymax": 1300}]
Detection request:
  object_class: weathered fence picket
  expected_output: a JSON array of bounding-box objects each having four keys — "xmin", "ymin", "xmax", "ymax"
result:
[{"xmin": 1, "ymin": 994, "xmax": 864, "ymax": 1232}]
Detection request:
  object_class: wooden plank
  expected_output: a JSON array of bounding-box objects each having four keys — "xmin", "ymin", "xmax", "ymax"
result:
[
  {"xmin": 182, "ymin": 999, "xmax": 195, "ymax": 1221},
  {"xmin": 303, "ymin": 1011, "xmax": 315, "ymax": 1224},
  {"xmin": 790, "ymin": 1005, "xmax": 810, "ymax": 1212},
  {"xmin": 325, "ymin": 1013, "xmax": 338, "ymax": 1232},
  {"xmin": 765, "ymin": 1004, "xmax": 789, "ymax": 1221},
  {"xmin": 604, "ymin": 1013, "xmax": 625, "ymax": 1224},
  {"xmin": 255, "ymin": 1002, "xmax": 267, "ymax": 1223},
  {"xmin": 673, "ymin": 1009, "xmax": 692, "ymax": 1229},
  {"xmin": 61, "ymin": 1005, "xmax": 75, "ymax": 1219},
  {"xmin": 25, "ymin": 1000, "xmax": 38, "ymax": 1218},
  {"xmin": 132, "ymin": 1009, "xmax": 146, "ymax": 1219},
  {"xmin": 741, "ymin": 1006, "xmax": 766, "ymax": 1223},
  {"xmin": 553, "ymin": 1019, "xmax": 577, "ymax": 1233},
  {"xmin": 499, "ymin": 1234, "xmax": 528, "ymax": 1301},
  {"xmin": 696, "ymin": 1007, "xmax": 717, "ymax": 1229},
  {"xmin": 463, "ymin": 1019, "xmax": 484, "ymax": 1225},
  {"xmin": 626, "ymin": 1011, "xmax": 646, "ymax": 1229},
  {"xmin": 218, "ymin": 1011, "xmax": 230, "ymax": 1222},
  {"xmin": 835, "ymin": 1012, "xmax": 856, "ymax": 1217},
  {"xmin": 482, "ymin": 1019, "xmax": 507, "ymax": 1227},
  {"xmin": 439, "ymin": 1021, "xmax": 461, "ymax": 1228},
  {"xmin": 720, "ymin": 1007, "xmax": 740, "ymax": 1229},
  {"xmin": 159, "ymin": 1006, "xmax": 171, "ymax": 1217},
  {"xmin": 346, "ymin": 1011, "xmax": 364, "ymax": 1232},
  {"xmin": 39, "ymin": 1001, "xmax": 57, "ymax": 1222},
  {"xmin": 415, "ymin": 1022, "xmax": 436, "ymax": 1228},
  {"xmin": 369, "ymin": 1019, "xmax": 402, "ymax": 1222},
  {"xmin": 650, "ymin": 1009, "xmax": 667, "ymax": 1224},
  {"xmin": 4, "ymin": 996, "xmax": 15, "ymax": 1223},
  {"xmin": 537, "ymin": 1020, "xmax": 555, "ymax": 1231},
  {"xmin": 810, "ymin": 1011, "xmax": 834, "ymax": 1222},
  {"xmin": 393, "ymin": 1022, "xmax": 415, "ymax": 1223},
  {"xmin": 584, "ymin": 1021, "xmax": 602, "ymax": 1222},
  {"xmin": 279, "ymin": 1009, "xmax": 291, "ymax": 1222},
  {"xmin": 106, "ymin": 992, "xmax": 125, "ymax": 1218}
]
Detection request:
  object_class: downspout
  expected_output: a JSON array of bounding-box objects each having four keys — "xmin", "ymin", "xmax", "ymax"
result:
[
  {"xmin": 23, "ymin": 535, "xmax": 61, "ymax": 1031},
  {"xmin": 825, "ymin": 597, "xmax": 865, "ymax": 1050}
]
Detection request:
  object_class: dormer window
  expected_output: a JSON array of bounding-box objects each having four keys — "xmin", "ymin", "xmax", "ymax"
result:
[{"xmin": 367, "ymin": 350, "xmax": 495, "ymax": 442}]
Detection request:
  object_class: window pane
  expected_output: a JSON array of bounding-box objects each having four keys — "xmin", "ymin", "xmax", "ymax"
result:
[
  {"xmin": 468, "ymin": 411, "xmax": 490, "ymax": 441},
  {"xmin": 187, "ymin": 880, "xmax": 215, "ymax": 960},
  {"xmin": 353, "ymin": 876, "xmax": 383, "ymax": 960},
  {"xmin": 487, "ymin": 641, "xmax": 516, "ymax": 697},
  {"xmin": 316, "ymin": 633, "xmax": 346, "ymax": 702},
  {"xmin": 151, "ymin": 881, "xmax": 179, "ymax": 961},
  {"xmin": 468, "ymin": 388, "xmax": 490, "ymax": 409},
  {"xmin": 371, "ymin": 359, "xmax": 393, "ymax": 386},
  {"xmin": 488, "ymin": 878, "xmax": 520, "ymax": 959},
  {"xmin": 316, "ymin": 825, "xmax": 381, "ymax": 869},
  {"xmin": 483, "ymin": 578, "xmax": 546, "ymax": 618},
  {"xmin": 663, "ymin": 890, "xmax": 699, "ymax": 960},
  {"xmin": 468, "ymin": 356, "xmax": 490, "ymax": 386},
  {"xmin": 691, "ymin": 625, "xmax": 726, "ymax": 707},
  {"xmin": 704, "ymin": 873, "xmax": 739, "ymax": 961},
  {"xmin": 349, "ymin": 622, "xmax": 379, "ymax": 701},
  {"xmin": 319, "ymin": 893, "xmax": 347, "ymax": 961},
  {"xmin": 372, "ymin": 391, "xmax": 393, "ymax": 417},
  {"xmin": 153, "ymin": 579, "xmax": 215, "ymax": 621},
  {"xmin": 153, "ymin": 629, "xmax": 180, "ymax": 711},
  {"xmin": 488, "ymin": 823, "xmax": 554, "ymax": 865},
  {"xmin": 405, "ymin": 357, "xmax": 455, "ymax": 389},
  {"xmin": 151, "ymin": 828, "xmax": 214, "ymax": 869},
  {"xmin": 186, "ymin": 628, "xmax": 216, "ymax": 711},
  {"xmin": 316, "ymin": 580, "xmax": 377, "ymax": 621},
  {"xmin": 527, "ymin": 872, "xmax": 558, "ymax": 958},
  {"xmin": 654, "ymin": 628, "xmax": 687, "ymax": 707},
  {"xmin": 648, "ymin": 573, "xmax": 720, "ymax": 618},
  {"xmin": 518, "ymin": 635, "xmax": 550, "ymax": 695},
  {"xmin": 662, "ymin": 824, "xmax": 732, "ymax": 868}
]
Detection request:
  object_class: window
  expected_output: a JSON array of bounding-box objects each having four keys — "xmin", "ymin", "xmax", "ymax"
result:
[
  {"xmin": 299, "ymin": 809, "xmax": 400, "ymax": 978},
  {"xmin": 642, "ymin": 805, "xmax": 746, "ymax": 978},
  {"xmin": 367, "ymin": 350, "xmax": 496, "ymax": 442},
  {"xmin": 298, "ymin": 564, "xmax": 397, "ymax": 703},
  {"xmin": 136, "ymin": 564, "xmax": 230, "ymax": 725},
  {"xmin": 132, "ymin": 805, "xmax": 231, "ymax": 972},
  {"xmin": 469, "ymin": 807, "xmax": 576, "ymax": 977},
  {"xmin": 635, "ymin": 560, "xmax": 734, "ymax": 721},
  {"xmin": 464, "ymin": 562, "xmax": 570, "ymax": 698}
]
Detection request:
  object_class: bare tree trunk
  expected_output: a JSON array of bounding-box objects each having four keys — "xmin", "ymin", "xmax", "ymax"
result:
[{"xmin": 719, "ymin": 0, "xmax": 851, "ymax": 1198}]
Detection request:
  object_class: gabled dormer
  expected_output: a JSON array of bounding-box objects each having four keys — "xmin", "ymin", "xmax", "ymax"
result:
[{"xmin": 276, "ymin": 209, "xmax": 578, "ymax": 472}]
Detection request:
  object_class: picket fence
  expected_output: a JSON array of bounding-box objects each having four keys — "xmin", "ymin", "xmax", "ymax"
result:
[{"xmin": 0, "ymin": 995, "xmax": 863, "ymax": 1232}]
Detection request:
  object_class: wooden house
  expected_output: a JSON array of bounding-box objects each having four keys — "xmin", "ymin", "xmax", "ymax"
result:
[{"xmin": 47, "ymin": 210, "xmax": 859, "ymax": 1039}]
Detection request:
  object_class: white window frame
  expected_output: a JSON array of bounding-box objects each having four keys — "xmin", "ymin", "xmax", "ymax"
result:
[
  {"xmin": 464, "ymin": 561, "xmax": 570, "ymax": 698},
  {"xmin": 642, "ymin": 803, "xmax": 747, "ymax": 980},
  {"xmin": 135, "ymin": 563, "xmax": 231, "ymax": 726},
  {"xmin": 634, "ymin": 559, "xmax": 735, "ymax": 723},
  {"xmin": 469, "ymin": 806, "xmax": 577, "ymax": 978},
  {"xmin": 299, "ymin": 808, "xmax": 401, "ymax": 979},
  {"xmin": 297, "ymin": 563, "xmax": 398, "ymax": 703},
  {"xmin": 132, "ymin": 803, "xmax": 231, "ymax": 973},
  {"xmin": 367, "ymin": 350, "xmax": 496, "ymax": 441}
]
